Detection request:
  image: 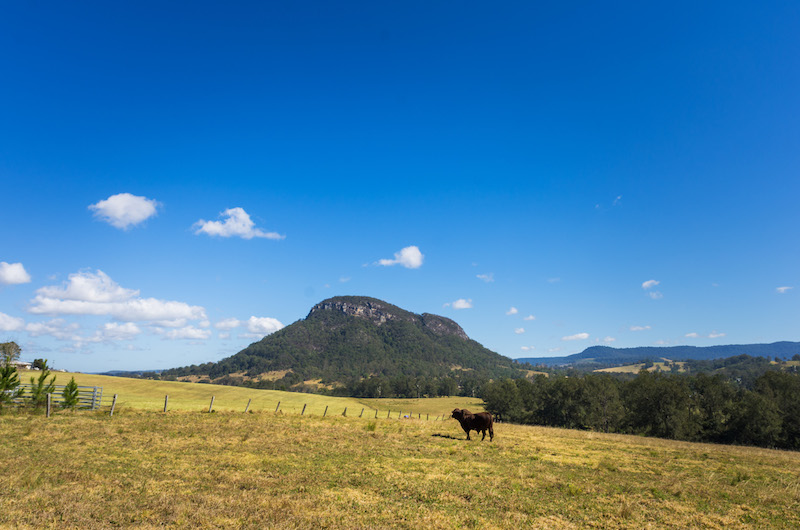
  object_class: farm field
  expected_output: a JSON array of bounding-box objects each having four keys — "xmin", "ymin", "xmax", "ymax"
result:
[
  {"xmin": 3, "ymin": 403, "xmax": 800, "ymax": 527},
  {"xmin": 17, "ymin": 370, "xmax": 482, "ymax": 417}
]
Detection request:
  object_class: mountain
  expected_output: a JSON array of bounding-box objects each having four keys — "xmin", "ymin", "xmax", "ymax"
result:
[
  {"xmin": 163, "ymin": 296, "xmax": 526, "ymax": 393},
  {"xmin": 517, "ymin": 341, "xmax": 800, "ymax": 368}
]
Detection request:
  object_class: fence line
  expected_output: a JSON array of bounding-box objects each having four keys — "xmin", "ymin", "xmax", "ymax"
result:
[{"xmin": 12, "ymin": 384, "xmax": 105, "ymax": 410}]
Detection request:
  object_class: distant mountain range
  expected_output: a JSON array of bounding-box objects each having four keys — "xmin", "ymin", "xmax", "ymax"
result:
[{"xmin": 517, "ymin": 341, "xmax": 800, "ymax": 367}]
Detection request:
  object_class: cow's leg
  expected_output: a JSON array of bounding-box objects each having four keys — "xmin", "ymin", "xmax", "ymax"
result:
[
  {"xmin": 481, "ymin": 429, "xmax": 487, "ymax": 441},
  {"xmin": 489, "ymin": 425, "xmax": 494, "ymax": 441},
  {"xmin": 464, "ymin": 428, "xmax": 471, "ymax": 440}
]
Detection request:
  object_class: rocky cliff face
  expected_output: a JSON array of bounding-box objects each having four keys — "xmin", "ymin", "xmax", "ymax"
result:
[{"xmin": 308, "ymin": 296, "xmax": 469, "ymax": 340}]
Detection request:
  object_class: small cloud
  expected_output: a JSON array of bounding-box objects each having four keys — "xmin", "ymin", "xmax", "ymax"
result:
[
  {"xmin": 243, "ymin": 316, "xmax": 284, "ymax": 338},
  {"xmin": 214, "ymin": 318, "xmax": 241, "ymax": 330},
  {"xmin": 89, "ymin": 193, "xmax": 159, "ymax": 230},
  {"xmin": 708, "ymin": 331, "xmax": 726, "ymax": 339},
  {"xmin": 514, "ymin": 327, "xmax": 525, "ymax": 334},
  {"xmin": 562, "ymin": 332, "xmax": 590, "ymax": 341},
  {"xmin": 548, "ymin": 347, "xmax": 562, "ymax": 353},
  {"xmin": 630, "ymin": 325, "xmax": 651, "ymax": 331},
  {"xmin": 193, "ymin": 207, "xmax": 284, "ymax": 240},
  {"xmin": 642, "ymin": 279, "xmax": 660, "ymax": 290},
  {"xmin": 648, "ymin": 291, "xmax": 663, "ymax": 300},
  {"xmin": 613, "ymin": 195, "xmax": 622, "ymax": 207},
  {"xmin": 776, "ymin": 286, "xmax": 794, "ymax": 294},
  {"xmin": 339, "ymin": 277, "xmax": 351, "ymax": 283},
  {"xmin": 0, "ymin": 262, "xmax": 32, "ymax": 285},
  {"xmin": 685, "ymin": 332, "xmax": 699, "ymax": 338},
  {"xmin": 161, "ymin": 326, "xmax": 212, "ymax": 340},
  {"xmin": 523, "ymin": 315, "xmax": 536, "ymax": 321},
  {"xmin": 602, "ymin": 336, "xmax": 616, "ymax": 343},
  {"xmin": 376, "ymin": 246, "xmax": 424, "ymax": 269},
  {"xmin": 444, "ymin": 298, "xmax": 473, "ymax": 310},
  {"xmin": 476, "ymin": 273, "xmax": 494, "ymax": 283},
  {"xmin": 0, "ymin": 311, "xmax": 25, "ymax": 331},
  {"xmin": 521, "ymin": 346, "xmax": 535, "ymax": 352},
  {"xmin": 506, "ymin": 307, "xmax": 518, "ymax": 316}
]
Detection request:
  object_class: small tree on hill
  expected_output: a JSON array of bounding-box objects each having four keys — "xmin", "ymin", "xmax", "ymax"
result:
[
  {"xmin": 32, "ymin": 358, "xmax": 46, "ymax": 370},
  {"xmin": 1, "ymin": 341, "xmax": 21, "ymax": 366},
  {"xmin": 61, "ymin": 377, "xmax": 79, "ymax": 409},
  {"xmin": 29, "ymin": 359, "xmax": 56, "ymax": 410}
]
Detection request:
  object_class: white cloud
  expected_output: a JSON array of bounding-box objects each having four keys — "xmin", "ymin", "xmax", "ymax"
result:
[
  {"xmin": 444, "ymin": 298, "xmax": 473, "ymax": 310},
  {"xmin": 476, "ymin": 273, "xmax": 494, "ymax": 283},
  {"xmin": 218, "ymin": 332, "xmax": 231, "ymax": 340},
  {"xmin": 214, "ymin": 318, "xmax": 241, "ymax": 330},
  {"xmin": 708, "ymin": 331, "xmax": 726, "ymax": 339},
  {"xmin": 647, "ymin": 291, "xmax": 663, "ymax": 300},
  {"xmin": 377, "ymin": 246, "xmax": 424, "ymax": 269},
  {"xmin": 0, "ymin": 312, "xmax": 25, "ymax": 331},
  {"xmin": 520, "ymin": 346, "xmax": 535, "ymax": 352},
  {"xmin": 630, "ymin": 325, "xmax": 651, "ymax": 331},
  {"xmin": 562, "ymin": 332, "xmax": 590, "ymax": 341},
  {"xmin": 339, "ymin": 277, "xmax": 351, "ymax": 283},
  {"xmin": 685, "ymin": 332, "xmax": 699, "ymax": 338},
  {"xmin": 89, "ymin": 193, "xmax": 159, "ymax": 230},
  {"xmin": 0, "ymin": 262, "xmax": 32, "ymax": 285},
  {"xmin": 25, "ymin": 319, "xmax": 80, "ymax": 340},
  {"xmin": 514, "ymin": 327, "xmax": 525, "ymax": 334},
  {"xmin": 524, "ymin": 315, "xmax": 536, "ymax": 321},
  {"xmin": 162, "ymin": 326, "xmax": 212, "ymax": 340},
  {"xmin": 244, "ymin": 316, "xmax": 284, "ymax": 338},
  {"xmin": 506, "ymin": 307, "xmax": 518, "ymax": 316},
  {"xmin": 776, "ymin": 286, "xmax": 794, "ymax": 294},
  {"xmin": 642, "ymin": 279, "xmax": 660, "ymax": 290},
  {"xmin": 37, "ymin": 270, "xmax": 138, "ymax": 303},
  {"xmin": 98, "ymin": 322, "xmax": 141, "ymax": 340},
  {"xmin": 28, "ymin": 270, "xmax": 206, "ymax": 323},
  {"xmin": 193, "ymin": 207, "xmax": 284, "ymax": 240},
  {"xmin": 602, "ymin": 336, "xmax": 616, "ymax": 343}
]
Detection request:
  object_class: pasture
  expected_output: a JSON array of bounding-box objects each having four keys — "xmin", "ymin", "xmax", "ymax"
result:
[{"xmin": 2, "ymin": 375, "xmax": 800, "ymax": 528}]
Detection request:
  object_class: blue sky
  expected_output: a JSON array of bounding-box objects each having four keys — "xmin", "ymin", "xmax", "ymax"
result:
[{"xmin": 1, "ymin": 2, "xmax": 798, "ymax": 372}]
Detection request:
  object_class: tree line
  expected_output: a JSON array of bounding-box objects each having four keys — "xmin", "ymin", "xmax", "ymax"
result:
[
  {"xmin": 1, "ymin": 342, "xmax": 80, "ymax": 412},
  {"xmin": 482, "ymin": 370, "xmax": 800, "ymax": 450}
]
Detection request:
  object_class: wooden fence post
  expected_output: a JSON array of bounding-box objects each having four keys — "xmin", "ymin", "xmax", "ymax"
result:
[
  {"xmin": 342, "ymin": 407, "xmax": 347, "ymax": 417},
  {"xmin": 275, "ymin": 401, "xmax": 281, "ymax": 412},
  {"xmin": 387, "ymin": 410, "xmax": 390, "ymax": 419},
  {"xmin": 359, "ymin": 408, "xmax": 364, "ymax": 418},
  {"xmin": 164, "ymin": 395, "xmax": 168, "ymax": 412},
  {"xmin": 46, "ymin": 393, "xmax": 51, "ymax": 418},
  {"xmin": 208, "ymin": 396, "xmax": 215, "ymax": 413},
  {"xmin": 323, "ymin": 405, "xmax": 328, "ymax": 417},
  {"xmin": 301, "ymin": 404, "xmax": 307, "ymax": 415},
  {"xmin": 244, "ymin": 398, "xmax": 251, "ymax": 413},
  {"xmin": 375, "ymin": 409, "xmax": 378, "ymax": 419},
  {"xmin": 110, "ymin": 394, "xmax": 118, "ymax": 416}
]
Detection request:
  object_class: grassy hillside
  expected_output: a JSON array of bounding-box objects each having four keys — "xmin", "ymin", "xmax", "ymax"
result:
[
  {"xmin": 2, "ymin": 408, "xmax": 799, "ymax": 528},
  {"xmin": 21, "ymin": 370, "xmax": 482, "ymax": 417}
]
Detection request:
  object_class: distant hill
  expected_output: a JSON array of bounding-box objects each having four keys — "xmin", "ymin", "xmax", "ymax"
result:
[
  {"xmin": 518, "ymin": 341, "xmax": 800, "ymax": 368},
  {"xmin": 163, "ymin": 296, "xmax": 526, "ymax": 393}
]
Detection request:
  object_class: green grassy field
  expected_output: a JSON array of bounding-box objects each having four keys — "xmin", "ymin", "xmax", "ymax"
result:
[
  {"xmin": 4, "ymin": 375, "xmax": 800, "ymax": 528},
  {"xmin": 21, "ymin": 370, "xmax": 483, "ymax": 417}
]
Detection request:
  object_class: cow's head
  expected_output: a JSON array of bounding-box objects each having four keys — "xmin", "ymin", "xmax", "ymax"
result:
[{"xmin": 451, "ymin": 408, "xmax": 464, "ymax": 420}]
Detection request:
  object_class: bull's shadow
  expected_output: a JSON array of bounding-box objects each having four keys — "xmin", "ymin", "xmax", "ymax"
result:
[{"xmin": 431, "ymin": 433, "xmax": 462, "ymax": 440}]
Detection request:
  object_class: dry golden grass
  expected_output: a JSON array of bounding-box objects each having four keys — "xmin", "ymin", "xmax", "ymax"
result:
[
  {"xmin": 2, "ymin": 407, "xmax": 799, "ymax": 529},
  {"xmin": 596, "ymin": 361, "xmax": 686, "ymax": 374}
]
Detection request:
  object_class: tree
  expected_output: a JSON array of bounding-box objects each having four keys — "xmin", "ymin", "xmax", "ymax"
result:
[
  {"xmin": 61, "ymin": 377, "xmax": 80, "ymax": 409},
  {"xmin": 32, "ymin": 358, "xmax": 46, "ymax": 370},
  {"xmin": 0, "ymin": 363, "xmax": 22, "ymax": 410},
  {"xmin": 28, "ymin": 359, "xmax": 56, "ymax": 410},
  {"xmin": 1, "ymin": 341, "xmax": 21, "ymax": 366}
]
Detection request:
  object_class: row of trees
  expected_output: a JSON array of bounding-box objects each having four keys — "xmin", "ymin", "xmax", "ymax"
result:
[
  {"xmin": 1, "ymin": 341, "xmax": 79, "ymax": 411},
  {"xmin": 482, "ymin": 370, "xmax": 800, "ymax": 450}
]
